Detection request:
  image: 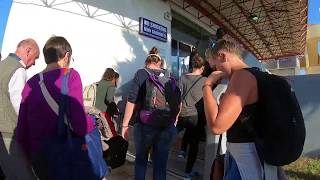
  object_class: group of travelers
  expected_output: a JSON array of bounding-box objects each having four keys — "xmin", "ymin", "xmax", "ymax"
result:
[
  {"xmin": 0, "ymin": 35, "xmax": 304, "ymax": 180},
  {"xmin": 0, "ymin": 36, "xmax": 119, "ymax": 180},
  {"xmin": 120, "ymin": 40, "xmax": 303, "ymax": 180}
]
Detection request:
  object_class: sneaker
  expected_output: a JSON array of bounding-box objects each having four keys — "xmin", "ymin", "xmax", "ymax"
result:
[
  {"xmin": 183, "ymin": 171, "xmax": 199, "ymax": 180},
  {"xmin": 177, "ymin": 150, "xmax": 186, "ymax": 159}
]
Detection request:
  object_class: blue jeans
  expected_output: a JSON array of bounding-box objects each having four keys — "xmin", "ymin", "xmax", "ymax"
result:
[
  {"xmin": 134, "ymin": 123, "xmax": 177, "ymax": 180},
  {"xmin": 224, "ymin": 152, "xmax": 241, "ymax": 180}
]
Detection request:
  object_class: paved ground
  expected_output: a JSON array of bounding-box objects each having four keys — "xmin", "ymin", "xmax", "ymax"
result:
[
  {"xmin": 107, "ymin": 129, "xmax": 205, "ymax": 180},
  {"xmin": 107, "ymin": 152, "xmax": 204, "ymax": 180}
]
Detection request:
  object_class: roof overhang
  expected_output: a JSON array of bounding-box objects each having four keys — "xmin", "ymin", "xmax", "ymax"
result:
[{"xmin": 170, "ymin": 0, "xmax": 308, "ymax": 60}]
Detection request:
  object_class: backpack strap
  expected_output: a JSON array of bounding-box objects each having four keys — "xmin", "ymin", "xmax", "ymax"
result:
[
  {"xmin": 39, "ymin": 69, "xmax": 74, "ymax": 132},
  {"xmin": 182, "ymin": 76, "xmax": 203, "ymax": 101},
  {"xmin": 143, "ymin": 67, "xmax": 151, "ymax": 74},
  {"xmin": 39, "ymin": 72, "xmax": 59, "ymax": 115},
  {"xmin": 143, "ymin": 68, "xmax": 166, "ymax": 93}
]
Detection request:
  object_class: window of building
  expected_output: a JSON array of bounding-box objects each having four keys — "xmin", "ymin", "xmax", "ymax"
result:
[{"xmin": 170, "ymin": 39, "xmax": 192, "ymax": 78}]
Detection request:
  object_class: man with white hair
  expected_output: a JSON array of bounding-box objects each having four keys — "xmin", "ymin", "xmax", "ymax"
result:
[{"xmin": 0, "ymin": 38, "xmax": 40, "ymax": 180}]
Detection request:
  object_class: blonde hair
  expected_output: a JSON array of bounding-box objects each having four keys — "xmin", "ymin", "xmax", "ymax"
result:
[
  {"xmin": 205, "ymin": 40, "xmax": 243, "ymax": 60},
  {"xmin": 147, "ymin": 53, "xmax": 161, "ymax": 60},
  {"xmin": 145, "ymin": 47, "xmax": 161, "ymax": 66}
]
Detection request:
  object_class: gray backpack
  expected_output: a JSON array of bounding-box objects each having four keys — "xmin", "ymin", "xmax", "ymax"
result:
[{"xmin": 139, "ymin": 68, "xmax": 181, "ymax": 128}]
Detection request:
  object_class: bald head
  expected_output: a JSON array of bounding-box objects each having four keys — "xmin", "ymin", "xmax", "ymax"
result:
[
  {"xmin": 15, "ymin": 38, "xmax": 40, "ymax": 69},
  {"xmin": 16, "ymin": 38, "xmax": 38, "ymax": 49}
]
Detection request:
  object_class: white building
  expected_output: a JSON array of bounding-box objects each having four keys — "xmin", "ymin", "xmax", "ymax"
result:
[
  {"xmin": 1, "ymin": 0, "xmax": 264, "ymax": 102},
  {"xmin": 2, "ymin": 1, "xmax": 317, "ymax": 178}
]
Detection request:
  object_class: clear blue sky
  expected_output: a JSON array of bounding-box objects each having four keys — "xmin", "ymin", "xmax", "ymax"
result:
[
  {"xmin": 0, "ymin": 0, "xmax": 13, "ymax": 51},
  {"xmin": 308, "ymin": 0, "xmax": 320, "ymax": 24},
  {"xmin": 309, "ymin": 0, "xmax": 320, "ymax": 55}
]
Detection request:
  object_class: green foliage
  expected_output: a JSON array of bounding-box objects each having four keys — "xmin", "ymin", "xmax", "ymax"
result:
[{"xmin": 284, "ymin": 157, "xmax": 320, "ymax": 180}]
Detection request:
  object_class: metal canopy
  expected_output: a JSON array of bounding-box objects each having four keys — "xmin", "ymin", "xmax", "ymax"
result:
[{"xmin": 170, "ymin": 0, "xmax": 308, "ymax": 60}]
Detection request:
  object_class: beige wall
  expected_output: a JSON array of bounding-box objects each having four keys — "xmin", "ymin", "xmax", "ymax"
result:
[
  {"xmin": 305, "ymin": 24, "xmax": 320, "ymax": 69},
  {"xmin": 306, "ymin": 66, "xmax": 320, "ymax": 74}
]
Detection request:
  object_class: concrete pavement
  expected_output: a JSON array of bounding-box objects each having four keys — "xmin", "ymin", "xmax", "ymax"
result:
[{"xmin": 106, "ymin": 129, "xmax": 206, "ymax": 180}]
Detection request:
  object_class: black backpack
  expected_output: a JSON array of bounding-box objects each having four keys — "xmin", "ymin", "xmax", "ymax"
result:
[
  {"xmin": 103, "ymin": 136, "xmax": 128, "ymax": 169},
  {"xmin": 245, "ymin": 68, "xmax": 305, "ymax": 166}
]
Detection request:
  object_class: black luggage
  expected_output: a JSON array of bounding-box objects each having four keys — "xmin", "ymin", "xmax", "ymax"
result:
[{"xmin": 103, "ymin": 136, "xmax": 128, "ymax": 169}]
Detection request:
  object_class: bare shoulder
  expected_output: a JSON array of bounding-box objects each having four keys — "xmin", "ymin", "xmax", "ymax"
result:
[
  {"xmin": 230, "ymin": 68, "xmax": 256, "ymax": 86},
  {"xmin": 228, "ymin": 68, "xmax": 258, "ymax": 104}
]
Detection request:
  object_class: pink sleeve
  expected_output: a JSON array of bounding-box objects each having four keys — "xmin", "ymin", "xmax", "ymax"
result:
[
  {"xmin": 67, "ymin": 69, "xmax": 95, "ymax": 136},
  {"xmin": 16, "ymin": 83, "xmax": 31, "ymax": 155}
]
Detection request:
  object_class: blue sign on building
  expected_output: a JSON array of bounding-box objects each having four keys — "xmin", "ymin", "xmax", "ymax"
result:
[{"xmin": 139, "ymin": 17, "xmax": 167, "ymax": 42}]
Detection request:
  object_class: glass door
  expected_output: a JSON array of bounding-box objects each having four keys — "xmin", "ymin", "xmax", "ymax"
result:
[{"xmin": 170, "ymin": 39, "xmax": 193, "ymax": 79}]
